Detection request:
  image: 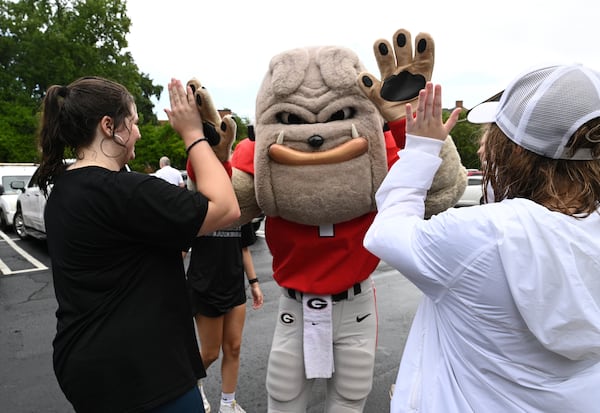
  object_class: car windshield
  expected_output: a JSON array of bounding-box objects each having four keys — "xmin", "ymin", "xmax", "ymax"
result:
[{"xmin": 2, "ymin": 175, "xmax": 31, "ymax": 194}]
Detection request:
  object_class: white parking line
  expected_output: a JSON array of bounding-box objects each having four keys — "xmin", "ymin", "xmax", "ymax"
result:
[
  {"xmin": 0, "ymin": 257, "xmax": 10, "ymax": 274},
  {"xmin": 0, "ymin": 231, "xmax": 48, "ymax": 275}
]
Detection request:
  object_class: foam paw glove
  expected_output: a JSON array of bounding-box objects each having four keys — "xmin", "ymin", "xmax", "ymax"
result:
[
  {"xmin": 357, "ymin": 29, "xmax": 435, "ymax": 122},
  {"xmin": 186, "ymin": 78, "xmax": 237, "ymax": 162}
]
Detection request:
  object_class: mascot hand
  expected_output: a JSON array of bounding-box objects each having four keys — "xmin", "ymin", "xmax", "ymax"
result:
[
  {"xmin": 357, "ymin": 29, "xmax": 434, "ymax": 122},
  {"xmin": 213, "ymin": 114, "xmax": 237, "ymax": 162},
  {"xmin": 187, "ymin": 78, "xmax": 237, "ymax": 162}
]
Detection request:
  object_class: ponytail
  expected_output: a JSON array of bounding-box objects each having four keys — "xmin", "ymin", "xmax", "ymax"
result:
[{"xmin": 37, "ymin": 85, "xmax": 69, "ymax": 195}]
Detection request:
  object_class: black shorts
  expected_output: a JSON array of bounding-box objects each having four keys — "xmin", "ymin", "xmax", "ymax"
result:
[
  {"xmin": 186, "ymin": 223, "xmax": 256, "ymax": 318},
  {"xmin": 188, "ymin": 284, "xmax": 247, "ymax": 317}
]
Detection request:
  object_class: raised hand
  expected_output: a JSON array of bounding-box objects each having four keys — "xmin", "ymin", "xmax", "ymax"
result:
[
  {"xmin": 406, "ymin": 82, "xmax": 461, "ymax": 142},
  {"xmin": 357, "ymin": 29, "xmax": 435, "ymax": 122},
  {"xmin": 164, "ymin": 78, "xmax": 204, "ymax": 147}
]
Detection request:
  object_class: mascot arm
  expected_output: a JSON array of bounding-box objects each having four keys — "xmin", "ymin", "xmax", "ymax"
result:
[
  {"xmin": 185, "ymin": 78, "xmax": 248, "ymax": 227},
  {"xmin": 232, "ymin": 168, "xmax": 261, "ymax": 226},
  {"xmin": 185, "ymin": 78, "xmax": 237, "ymax": 185}
]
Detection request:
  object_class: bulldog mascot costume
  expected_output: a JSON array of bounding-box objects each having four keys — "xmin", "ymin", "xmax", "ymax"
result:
[{"xmin": 212, "ymin": 29, "xmax": 466, "ymax": 412}]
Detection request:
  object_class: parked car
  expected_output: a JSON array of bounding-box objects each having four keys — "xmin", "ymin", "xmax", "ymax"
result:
[
  {"xmin": 13, "ymin": 165, "xmax": 49, "ymax": 240},
  {"xmin": 14, "ymin": 161, "xmax": 130, "ymax": 240},
  {"xmin": 0, "ymin": 163, "xmax": 38, "ymax": 232},
  {"xmin": 455, "ymin": 174, "xmax": 484, "ymax": 207}
]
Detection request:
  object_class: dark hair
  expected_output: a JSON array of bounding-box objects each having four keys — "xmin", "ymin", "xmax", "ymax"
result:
[
  {"xmin": 36, "ymin": 76, "xmax": 135, "ymax": 195},
  {"xmin": 481, "ymin": 118, "xmax": 600, "ymax": 216}
]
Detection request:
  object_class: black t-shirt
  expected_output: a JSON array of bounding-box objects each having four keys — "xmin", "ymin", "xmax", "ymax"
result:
[
  {"xmin": 45, "ymin": 167, "xmax": 208, "ymax": 413},
  {"xmin": 187, "ymin": 223, "xmax": 257, "ymax": 315}
]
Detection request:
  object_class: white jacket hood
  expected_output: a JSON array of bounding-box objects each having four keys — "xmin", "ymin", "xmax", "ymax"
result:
[{"xmin": 498, "ymin": 199, "xmax": 600, "ymax": 361}]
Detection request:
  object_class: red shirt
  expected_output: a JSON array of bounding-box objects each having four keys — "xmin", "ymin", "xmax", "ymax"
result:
[{"xmin": 231, "ymin": 120, "xmax": 405, "ymax": 294}]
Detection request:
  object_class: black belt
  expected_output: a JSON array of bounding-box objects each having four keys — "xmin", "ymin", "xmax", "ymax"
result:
[{"xmin": 286, "ymin": 282, "xmax": 362, "ymax": 302}]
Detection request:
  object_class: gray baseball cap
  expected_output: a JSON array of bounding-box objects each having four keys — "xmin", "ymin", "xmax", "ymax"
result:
[{"xmin": 467, "ymin": 64, "xmax": 600, "ymax": 160}]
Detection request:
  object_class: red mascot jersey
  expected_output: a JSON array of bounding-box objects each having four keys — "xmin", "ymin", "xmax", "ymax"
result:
[{"xmin": 230, "ymin": 119, "xmax": 405, "ymax": 295}]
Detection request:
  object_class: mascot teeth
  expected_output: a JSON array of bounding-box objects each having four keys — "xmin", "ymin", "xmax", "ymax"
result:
[{"xmin": 276, "ymin": 131, "xmax": 285, "ymax": 145}]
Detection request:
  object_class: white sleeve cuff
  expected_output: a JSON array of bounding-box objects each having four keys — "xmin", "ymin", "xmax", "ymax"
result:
[{"xmin": 404, "ymin": 133, "xmax": 445, "ymax": 156}]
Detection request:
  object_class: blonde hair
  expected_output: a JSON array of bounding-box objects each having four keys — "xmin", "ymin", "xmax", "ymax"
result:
[{"xmin": 481, "ymin": 118, "xmax": 600, "ymax": 216}]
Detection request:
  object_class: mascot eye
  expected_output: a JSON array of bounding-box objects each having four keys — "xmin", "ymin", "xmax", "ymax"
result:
[
  {"xmin": 276, "ymin": 112, "xmax": 306, "ymax": 125},
  {"xmin": 327, "ymin": 108, "xmax": 356, "ymax": 122}
]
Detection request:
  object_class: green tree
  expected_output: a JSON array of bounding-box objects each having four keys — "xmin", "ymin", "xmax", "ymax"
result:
[
  {"xmin": 0, "ymin": 0, "xmax": 161, "ymax": 121},
  {"xmin": 443, "ymin": 109, "xmax": 484, "ymax": 170},
  {"xmin": 0, "ymin": 101, "xmax": 39, "ymax": 162},
  {"xmin": 231, "ymin": 113, "xmax": 252, "ymax": 146},
  {"xmin": 0, "ymin": 0, "xmax": 163, "ymax": 163}
]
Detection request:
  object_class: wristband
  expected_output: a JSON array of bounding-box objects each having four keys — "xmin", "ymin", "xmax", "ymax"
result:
[
  {"xmin": 248, "ymin": 278, "xmax": 259, "ymax": 285},
  {"xmin": 186, "ymin": 137, "xmax": 209, "ymax": 154}
]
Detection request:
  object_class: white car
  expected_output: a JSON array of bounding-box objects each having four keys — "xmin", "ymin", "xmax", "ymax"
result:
[
  {"xmin": 13, "ymin": 165, "xmax": 48, "ymax": 240},
  {"xmin": 455, "ymin": 174, "xmax": 484, "ymax": 207},
  {"xmin": 0, "ymin": 163, "xmax": 38, "ymax": 232}
]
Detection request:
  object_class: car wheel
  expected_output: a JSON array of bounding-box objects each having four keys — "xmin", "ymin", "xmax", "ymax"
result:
[
  {"xmin": 0, "ymin": 212, "xmax": 7, "ymax": 232},
  {"xmin": 13, "ymin": 208, "xmax": 28, "ymax": 240}
]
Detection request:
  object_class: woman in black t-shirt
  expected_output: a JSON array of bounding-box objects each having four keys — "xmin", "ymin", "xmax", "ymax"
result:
[{"xmin": 38, "ymin": 76, "xmax": 239, "ymax": 413}]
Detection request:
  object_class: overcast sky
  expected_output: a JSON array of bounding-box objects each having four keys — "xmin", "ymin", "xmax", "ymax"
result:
[{"xmin": 125, "ymin": 0, "xmax": 600, "ymax": 122}]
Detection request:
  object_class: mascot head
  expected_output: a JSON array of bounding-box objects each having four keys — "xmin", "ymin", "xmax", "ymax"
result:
[{"xmin": 253, "ymin": 46, "xmax": 387, "ymax": 225}]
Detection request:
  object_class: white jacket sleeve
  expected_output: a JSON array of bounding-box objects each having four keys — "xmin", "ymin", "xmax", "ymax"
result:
[{"xmin": 363, "ymin": 134, "xmax": 443, "ymax": 279}]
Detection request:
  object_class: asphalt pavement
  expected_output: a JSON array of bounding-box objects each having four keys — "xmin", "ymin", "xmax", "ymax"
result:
[{"xmin": 0, "ymin": 228, "xmax": 422, "ymax": 412}]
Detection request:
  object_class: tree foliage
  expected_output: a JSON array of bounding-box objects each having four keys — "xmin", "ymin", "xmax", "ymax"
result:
[
  {"xmin": 0, "ymin": 0, "xmax": 161, "ymax": 121},
  {"xmin": 444, "ymin": 109, "xmax": 484, "ymax": 170},
  {"xmin": 0, "ymin": 0, "xmax": 164, "ymax": 164},
  {"xmin": 0, "ymin": 101, "xmax": 39, "ymax": 162}
]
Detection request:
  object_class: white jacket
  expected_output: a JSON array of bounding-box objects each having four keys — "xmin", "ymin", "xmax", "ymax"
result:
[{"xmin": 364, "ymin": 135, "xmax": 600, "ymax": 413}]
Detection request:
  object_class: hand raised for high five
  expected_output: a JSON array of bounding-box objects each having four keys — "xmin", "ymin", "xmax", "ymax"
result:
[
  {"xmin": 357, "ymin": 29, "xmax": 435, "ymax": 122},
  {"xmin": 406, "ymin": 82, "xmax": 461, "ymax": 142},
  {"xmin": 164, "ymin": 78, "xmax": 204, "ymax": 147}
]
